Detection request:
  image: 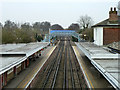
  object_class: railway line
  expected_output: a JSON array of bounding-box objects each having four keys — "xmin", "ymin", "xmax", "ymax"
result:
[{"xmin": 33, "ymin": 38, "xmax": 88, "ymax": 88}]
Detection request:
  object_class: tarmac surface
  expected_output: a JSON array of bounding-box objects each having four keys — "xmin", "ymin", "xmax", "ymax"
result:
[{"xmin": 72, "ymin": 45, "xmax": 114, "ymax": 88}]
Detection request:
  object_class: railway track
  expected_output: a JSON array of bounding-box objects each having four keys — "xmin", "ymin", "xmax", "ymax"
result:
[{"xmin": 33, "ymin": 39, "xmax": 88, "ymax": 89}]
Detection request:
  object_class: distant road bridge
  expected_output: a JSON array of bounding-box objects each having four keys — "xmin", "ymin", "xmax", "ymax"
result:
[{"xmin": 43, "ymin": 30, "xmax": 81, "ymax": 42}]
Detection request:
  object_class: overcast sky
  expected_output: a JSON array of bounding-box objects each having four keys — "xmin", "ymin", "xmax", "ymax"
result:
[{"xmin": 0, "ymin": 0, "xmax": 119, "ymax": 28}]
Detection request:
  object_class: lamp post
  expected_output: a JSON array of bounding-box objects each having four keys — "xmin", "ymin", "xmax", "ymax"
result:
[{"xmin": 84, "ymin": 34, "xmax": 86, "ymax": 40}]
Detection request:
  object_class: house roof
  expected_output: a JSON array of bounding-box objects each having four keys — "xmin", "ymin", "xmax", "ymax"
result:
[
  {"xmin": 92, "ymin": 19, "xmax": 120, "ymax": 28},
  {"xmin": 107, "ymin": 41, "xmax": 120, "ymax": 50}
]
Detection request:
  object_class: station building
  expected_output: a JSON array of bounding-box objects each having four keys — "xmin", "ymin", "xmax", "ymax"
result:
[
  {"xmin": 92, "ymin": 7, "xmax": 120, "ymax": 46},
  {"xmin": 0, "ymin": 42, "xmax": 49, "ymax": 89}
]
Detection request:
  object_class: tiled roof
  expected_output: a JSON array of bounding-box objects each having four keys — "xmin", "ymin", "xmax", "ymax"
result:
[
  {"xmin": 107, "ymin": 41, "xmax": 120, "ymax": 50},
  {"xmin": 92, "ymin": 19, "xmax": 120, "ymax": 27}
]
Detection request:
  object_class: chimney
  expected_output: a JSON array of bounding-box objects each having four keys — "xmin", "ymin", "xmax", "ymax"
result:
[
  {"xmin": 118, "ymin": 1, "xmax": 120, "ymax": 24},
  {"xmin": 109, "ymin": 7, "xmax": 118, "ymax": 23}
]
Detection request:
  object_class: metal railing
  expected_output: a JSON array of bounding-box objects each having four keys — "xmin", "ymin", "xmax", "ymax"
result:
[{"xmin": 42, "ymin": 32, "xmax": 81, "ymax": 42}]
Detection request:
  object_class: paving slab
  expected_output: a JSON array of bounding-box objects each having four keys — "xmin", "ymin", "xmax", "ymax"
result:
[{"xmin": 75, "ymin": 42, "xmax": 120, "ymax": 89}]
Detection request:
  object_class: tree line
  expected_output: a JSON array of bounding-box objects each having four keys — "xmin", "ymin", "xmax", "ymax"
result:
[
  {"xmin": 0, "ymin": 20, "xmax": 51, "ymax": 44},
  {"xmin": 0, "ymin": 15, "xmax": 94, "ymax": 44}
]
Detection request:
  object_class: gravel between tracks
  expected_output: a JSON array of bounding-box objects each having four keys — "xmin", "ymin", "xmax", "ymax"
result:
[{"xmin": 33, "ymin": 40, "xmax": 88, "ymax": 89}]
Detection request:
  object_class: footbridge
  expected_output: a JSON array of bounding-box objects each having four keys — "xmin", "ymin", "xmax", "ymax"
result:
[{"xmin": 42, "ymin": 30, "xmax": 81, "ymax": 42}]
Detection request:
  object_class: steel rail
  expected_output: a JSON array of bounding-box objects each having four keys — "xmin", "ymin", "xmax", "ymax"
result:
[
  {"xmin": 42, "ymin": 46, "xmax": 59, "ymax": 74},
  {"xmin": 51, "ymin": 41, "xmax": 64, "ymax": 88},
  {"xmin": 63, "ymin": 41, "xmax": 68, "ymax": 88},
  {"xmin": 65, "ymin": 41, "xmax": 69, "ymax": 88},
  {"xmin": 68, "ymin": 41, "xmax": 75, "ymax": 88},
  {"xmin": 42, "ymin": 41, "xmax": 63, "ymax": 88},
  {"xmin": 69, "ymin": 41, "xmax": 82, "ymax": 88}
]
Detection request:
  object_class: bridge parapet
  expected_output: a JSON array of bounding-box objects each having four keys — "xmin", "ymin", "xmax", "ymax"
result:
[{"xmin": 42, "ymin": 30, "xmax": 81, "ymax": 42}]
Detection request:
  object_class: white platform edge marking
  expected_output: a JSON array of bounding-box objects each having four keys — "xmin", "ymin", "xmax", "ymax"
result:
[
  {"xmin": 25, "ymin": 46, "xmax": 56, "ymax": 88},
  {"xmin": 75, "ymin": 42, "xmax": 120, "ymax": 89},
  {"xmin": 72, "ymin": 46, "xmax": 92, "ymax": 89}
]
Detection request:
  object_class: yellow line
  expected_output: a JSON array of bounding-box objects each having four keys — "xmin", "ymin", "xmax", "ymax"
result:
[
  {"xmin": 17, "ymin": 46, "xmax": 56, "ymax": 88},
  {"xmin": 17, "ymin": 73, "xmax": 31, "ymax": 88},
  {"xmin": 22, "ymin": 79, "xmax": 30, "ymax": 88},
  {"xmin": 17, "ymin": 60, "xmax": 40, "ymax": 88},
  {"xmin": 80, "ymin": 60, "xmax": 94, "ymax": 88},
  {"xmin": 73, "ymin": 46, "xmax": 94, "ymax": 89}
]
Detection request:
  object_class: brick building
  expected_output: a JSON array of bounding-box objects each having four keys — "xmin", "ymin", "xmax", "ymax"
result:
[{"xmin": 92, "ymin": 7, "xmax": 120, "ymax": 46}]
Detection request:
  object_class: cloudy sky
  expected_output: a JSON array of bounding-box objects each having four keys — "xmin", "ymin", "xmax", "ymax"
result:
[{"xmin": 0, "ymin": 0, "xmax": 119, "ymax": 28}]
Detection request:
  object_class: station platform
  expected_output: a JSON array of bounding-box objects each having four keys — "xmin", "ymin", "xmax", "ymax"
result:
[
  {"xmin": 4, "ymin": 46, "xmax": 56, "ymax": 88},
  {"xmin": 0, "ymin": 42, "xmax": 49, "ymax": 74},
  {"xmin": 72, "ymin": 45, "xmax": 113, "ymax": 88},
  {"xmin": 75, "ymin": 42, "xmax": 120, "ymax": 89},
  {"xmin": 0, "ymin": 42, "xmax": 50, "ymax": 89}
]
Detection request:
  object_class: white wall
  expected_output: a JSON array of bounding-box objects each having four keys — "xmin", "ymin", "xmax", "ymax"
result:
[{"xmin": 94, "ymin": 27, "xmax": 103, "ymax": 46}]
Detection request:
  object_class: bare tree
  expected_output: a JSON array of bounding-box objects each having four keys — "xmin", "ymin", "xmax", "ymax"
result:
[{"xmin": 77, "ymin": 15, "xmax": 93, "ymax": 29}]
